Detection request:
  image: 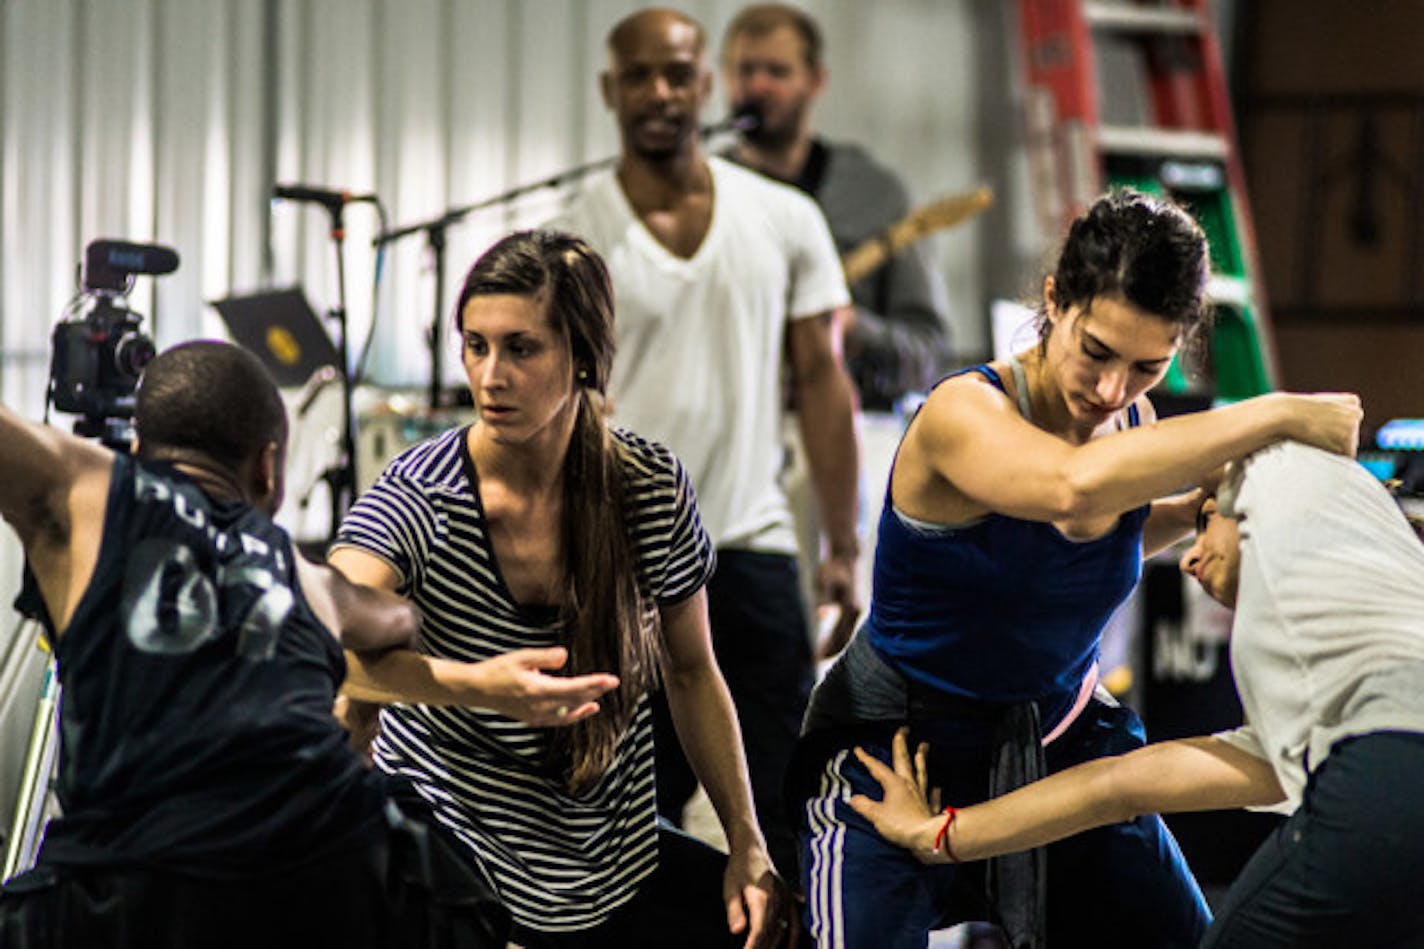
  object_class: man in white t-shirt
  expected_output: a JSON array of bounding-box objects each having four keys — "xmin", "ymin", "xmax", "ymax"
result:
[{"xmin": 551, "ymin": 7, "xmax": 858, "ymax": 883}]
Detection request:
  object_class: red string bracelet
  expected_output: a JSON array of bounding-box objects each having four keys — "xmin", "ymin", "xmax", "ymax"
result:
[{"xmin": 933, "ymin": 805, "xmax": 961, "ymax": 863}]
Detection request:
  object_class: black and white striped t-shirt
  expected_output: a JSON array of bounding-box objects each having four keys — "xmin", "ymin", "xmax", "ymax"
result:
[{"xmin": 332, "ymin": 425, "xmax": 714, "ymax": 931}]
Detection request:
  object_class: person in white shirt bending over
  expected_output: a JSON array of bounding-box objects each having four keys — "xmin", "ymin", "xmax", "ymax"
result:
[{"xmin": 853, "ymin": 440, "xmax": 1424, "ymax": 948}]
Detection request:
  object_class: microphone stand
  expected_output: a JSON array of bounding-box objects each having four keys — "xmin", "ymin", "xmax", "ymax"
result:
[
  {"xmin": 316, "ymin": 203, "xmax": 358, "ymax": 532},
  {"xmin": 371, "ymin": 113, "xmax": 752, "ymax": 412}
]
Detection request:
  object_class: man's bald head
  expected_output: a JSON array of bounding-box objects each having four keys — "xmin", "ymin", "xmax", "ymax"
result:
[
  {"xmin": 600, "ymin": 7, "xmax": 712, "ymax": 163},
  {"xmin": 606, "ymin": 7, "xmax": 706, "ymax": 64}
]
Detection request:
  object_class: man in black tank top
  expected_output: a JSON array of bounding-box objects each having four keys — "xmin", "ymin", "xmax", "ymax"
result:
[{"xmin": 0, "ymin": 342, "xmax": 453, "ymax": 947}]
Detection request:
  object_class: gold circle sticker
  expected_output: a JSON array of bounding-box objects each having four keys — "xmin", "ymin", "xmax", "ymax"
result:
[{"xmin": 266, "ymin": 326, "xmax": 301, "ymax": 365}]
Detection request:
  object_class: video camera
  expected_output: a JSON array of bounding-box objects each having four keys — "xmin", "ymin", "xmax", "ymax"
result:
[{"xmin": 49, "ymin": 240, "xmax": 177, "ymax": 447}]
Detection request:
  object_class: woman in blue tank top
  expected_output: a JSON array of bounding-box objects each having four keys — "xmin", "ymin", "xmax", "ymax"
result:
[{"xmin": 793, "ymin": 189, "xmax": 1362, "ymax": 948}]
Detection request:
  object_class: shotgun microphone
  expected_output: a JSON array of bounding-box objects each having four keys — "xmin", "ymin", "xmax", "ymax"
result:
[{"xmin": 82, "ymin": 240, "xmax": 179, "ymax": 291}]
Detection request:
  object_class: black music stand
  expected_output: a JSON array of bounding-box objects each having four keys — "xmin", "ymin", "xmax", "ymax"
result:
[
  {"xmin": 211, "ymin": 287, "xmax": 353, "ymax": 536},
  {"xmin": 212, "ymin": 288, "xmax": 340, "ymax": 386}
]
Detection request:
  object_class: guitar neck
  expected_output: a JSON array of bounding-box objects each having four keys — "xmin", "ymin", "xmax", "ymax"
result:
[{"xmin": 841, "ymin": 186, "xmax": 994, "ymax": 284}]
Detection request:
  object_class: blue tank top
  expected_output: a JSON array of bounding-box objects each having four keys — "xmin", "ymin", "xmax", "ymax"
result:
[{"xmin": 865, "ymin": 363, "xmax": 1149, "ymax": 725}]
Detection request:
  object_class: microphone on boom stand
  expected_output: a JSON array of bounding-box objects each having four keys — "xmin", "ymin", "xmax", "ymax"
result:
[
  {"xmin": 700, "ymin": 102, "xmax": 762, "ymax": 139},
  {"xmin": 272, "ymin": 184, "xmax": 377, "ymax": 214}
]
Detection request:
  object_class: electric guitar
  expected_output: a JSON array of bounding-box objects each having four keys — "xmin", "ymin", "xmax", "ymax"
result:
[{"xmin": 841, "ymin": 185, "xmax": 995, "ymax": 284}]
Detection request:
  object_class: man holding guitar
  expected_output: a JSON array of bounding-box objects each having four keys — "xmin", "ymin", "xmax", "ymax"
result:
[{"xmin": 721, "ymin": 2, "xmax": 954, "ymax": 411}]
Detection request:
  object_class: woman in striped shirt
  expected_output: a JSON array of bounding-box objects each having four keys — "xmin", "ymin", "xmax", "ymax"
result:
[{"xmin": 329, "ymin": 230, "xmax": 783, "ymax": 948}]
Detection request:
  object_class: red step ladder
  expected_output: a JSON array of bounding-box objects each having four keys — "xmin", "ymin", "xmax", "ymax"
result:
[{"xmin": 1016, "ymin": 0, "xmax": 1275, "ymax": 399}]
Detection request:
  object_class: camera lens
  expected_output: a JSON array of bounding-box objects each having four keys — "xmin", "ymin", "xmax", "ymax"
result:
[{"xmin": 114, "ymin": 331, "xmax": 156, "ymax": 379}]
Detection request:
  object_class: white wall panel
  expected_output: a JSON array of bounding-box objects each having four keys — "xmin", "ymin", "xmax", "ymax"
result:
[
  {"xmin": 152, "ymin": 0, "xmax": 226, "ymax": 342},
  {"xmin": 224, "ymin": 0, "xmax": 269, "ymax": 297},
  {"xmin": 439, "ymin": 0, "xmax": 515, "ymax": 393},
  {"xmin": 3, "ymin": 1, "xmax": 79, "ymax": 363},
  {"xmin": 371, "ymin": 0, "xmax": 451, "ymax": 387}
]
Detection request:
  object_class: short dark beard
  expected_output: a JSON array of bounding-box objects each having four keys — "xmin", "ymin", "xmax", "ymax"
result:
[{"xmin": 741, "ymin": 115, "xmax": 798, "ymax": 151}]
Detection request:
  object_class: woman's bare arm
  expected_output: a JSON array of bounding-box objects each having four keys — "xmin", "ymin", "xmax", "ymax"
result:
[
  {"xmin": 850, "ymin": 728, "xmax": 1284, "ymax": 863},
  {"xmin": 905, "ymin": 377, "xmax": 1359, "ymax": 525},
  {"xmin": 326, "ymin": 545, "xmax": 617, "ymax": 725}
]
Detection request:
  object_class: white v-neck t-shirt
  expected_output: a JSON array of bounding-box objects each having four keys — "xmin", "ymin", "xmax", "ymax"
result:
[{"xmin": 551, "ymin": 156, "xmax": 849, "ymax": 553}]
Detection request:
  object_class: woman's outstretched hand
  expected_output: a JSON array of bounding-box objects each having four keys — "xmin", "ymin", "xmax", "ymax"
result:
[
  {"xmin": 474, "ymin": 646, "xmax": 619, "ymax": 726},
  {"xmin": 847, "ymin": 727, "xmax": 945, "ymax": 863}
]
